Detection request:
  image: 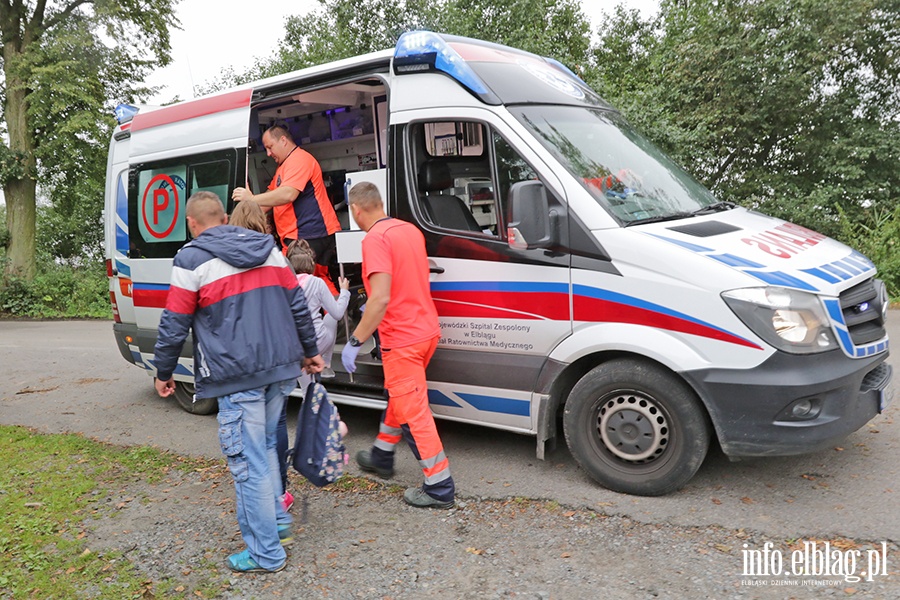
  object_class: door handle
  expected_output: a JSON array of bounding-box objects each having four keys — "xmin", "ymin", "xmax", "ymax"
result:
[{"xmin": 429, "ymin": 266, "xmax": 445, "ymax": 274}]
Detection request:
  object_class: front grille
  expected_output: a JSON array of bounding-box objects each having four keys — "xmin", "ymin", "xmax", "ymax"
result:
[{"xmin": 839, "ymin": 278, "xmax": 887, "ymax": 345}]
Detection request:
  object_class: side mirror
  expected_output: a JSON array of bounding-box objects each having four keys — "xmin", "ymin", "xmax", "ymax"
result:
[{"xmin": 507, "ymin": 181, "xmax": 557, "ymax": 249}]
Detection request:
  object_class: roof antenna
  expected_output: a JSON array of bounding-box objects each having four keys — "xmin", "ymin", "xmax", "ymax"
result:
[{"xmin": 186, "ymin": 55, "xmax": 196, "ymax": 99}]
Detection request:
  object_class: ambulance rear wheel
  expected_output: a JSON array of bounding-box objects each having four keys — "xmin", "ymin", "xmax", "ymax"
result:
[
  {"xmin": 173, "ymin": 381, "xmax": 217, "ymax": 415},
  {"xmin": 563, "ymin": 359, "xmax": 710, "ymax": 496}
]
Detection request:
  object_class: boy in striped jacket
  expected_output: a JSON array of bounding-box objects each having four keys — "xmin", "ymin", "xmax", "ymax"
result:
[{"xmin": 153, "ymin": 191, "xmax": 323, "ymax": 573}]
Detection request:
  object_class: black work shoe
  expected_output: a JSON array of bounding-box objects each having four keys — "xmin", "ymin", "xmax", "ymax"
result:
[
  {"xmin": 403, "ymin": 486, "xmax": 454, "ymax": 509},
  {"xmin": 356, "ymin": 450, "xmax": 394, "ymax": 479}
]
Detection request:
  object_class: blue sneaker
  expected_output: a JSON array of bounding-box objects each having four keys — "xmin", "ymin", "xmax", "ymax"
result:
[
  {"xmin": 226, "ymin": 549, "xmax": 285, "ymax": 573},
  {"xmin": 278, "ymin": 524, "xmax": 293, "ymax": 546}
]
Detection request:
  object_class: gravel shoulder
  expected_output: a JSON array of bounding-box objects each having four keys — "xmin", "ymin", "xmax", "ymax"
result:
[{"xmin": 87, "ymin": 464, "xmax": 898, "ymax": 600}]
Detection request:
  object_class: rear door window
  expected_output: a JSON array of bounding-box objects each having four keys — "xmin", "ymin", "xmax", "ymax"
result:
[{"xmin": 128, "ymin": 151, "xmax": 236, "ymax": 259}]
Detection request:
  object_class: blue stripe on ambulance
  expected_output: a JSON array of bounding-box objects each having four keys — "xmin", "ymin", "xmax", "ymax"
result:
[
  {"xmin": 456, "ymin": 392, "xmax": 530, "ymax": 416},
  {"xmin": 428, "ymin": 390, "xmax": 462, "ymax": 408},
  {"xmin": 650, "ymin": 234, "xmax": 821, "ymax": 292},
  {"xmin": 847, "ymin": 250, "xmax": 875, "ymax": 270},
  {"xmin": 573, "ymin": 284, "xmax": 757, "ymax": 346},
  {"xmin": 132, "ymin": 282, "xmax": 169, "ymax": 292},
  {"xmin": 115, "ymin": 174, "xmax": 131, "ymax": 277},
  {"xmin": 741, "ymin": 270, "xmax": 817, "ymax": 291},
  {"xmin": 115, "ymin": 260, "xmax": 131, "ymax": 278},
  {"xmin": 709, "ymin": 253, "xmax": 765, "ymax": 268},
  {"xmin": 801, "ymin": 252, "xmax": 876, "ymax": 285},
  {"xmin": 428, "ymin": 389, "xmax": 529, "ymax": 416},
  {"xmin": 433, "ymin": 279, "xmax": 757, "ymax": 347},
  {"xmin": 800, "ymin": 267, "xmax": 841, "ymax": 284},
  {"xmin": 430, "ymin": 280, "xmax": 564, "ymax": 293},
  {"xmin": 130, "ymin": 346, "xmax": 192, "ymax": 376}
]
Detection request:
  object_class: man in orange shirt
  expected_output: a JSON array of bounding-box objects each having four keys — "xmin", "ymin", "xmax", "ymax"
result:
[
  {"xmin": 341, "ymin": 182, "xmax": 455, "ymax": 509},
  {"xmin": 232, "ymin": 122, "xmax": 340, "ymax": 287}
]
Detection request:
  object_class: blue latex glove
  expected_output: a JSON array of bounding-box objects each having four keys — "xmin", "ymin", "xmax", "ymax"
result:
[{"xmin": 342, "ymin": 343, "xmax": 361, "ymax": 374}]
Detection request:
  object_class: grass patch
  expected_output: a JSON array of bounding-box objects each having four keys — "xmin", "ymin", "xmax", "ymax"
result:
[
  {"xmin": 0, "ymin": 425, "xmax": 219, "ymax": 599},
  {"xmin": 325, "ymin": 472, "xmax": 392, "ymax": 494}
]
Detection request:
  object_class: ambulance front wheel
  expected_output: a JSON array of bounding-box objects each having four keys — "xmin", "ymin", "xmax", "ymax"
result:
[
  {"xmin": 172, "ymin": 381, "xmax": 217, "ymax": 415},
  {"xmin": 563, "ymin": 358, "xmax": 710, "ymax": 496}
]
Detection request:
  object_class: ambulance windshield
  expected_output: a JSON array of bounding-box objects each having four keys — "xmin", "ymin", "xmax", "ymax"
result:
[{"xmin": 510, "ymin": 106, "xmax": 720, "ymax": 225}]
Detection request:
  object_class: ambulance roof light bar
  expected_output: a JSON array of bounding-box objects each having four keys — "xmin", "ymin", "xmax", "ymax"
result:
[
  {"xmin": 114, "ymin": 103, "xmax": 139, "ymax": 125},
  {"xmin": 393, "ymin": 31, "xmax": 501, "ymax": 105}
]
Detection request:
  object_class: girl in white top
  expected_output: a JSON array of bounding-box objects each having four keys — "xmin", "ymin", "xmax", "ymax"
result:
[{"xmin": 287, "ymin": 239, "xmax": 350, "ymax": 377}]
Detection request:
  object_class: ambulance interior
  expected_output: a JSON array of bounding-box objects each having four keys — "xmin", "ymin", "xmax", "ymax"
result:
[
  {"xmin": 243, "ymin": 78, "xmax": 498, "ymax": 381},
  {"xmin": 246, "ymin": 78, "xmax": 497, "ymax": 237},
  {"xmin": 245, "ymin": 78, "xmax": 390, "ymax": 379},
  {"xmin": 247, "ymin": 78, "xmax": 389, "ymax": 231}
]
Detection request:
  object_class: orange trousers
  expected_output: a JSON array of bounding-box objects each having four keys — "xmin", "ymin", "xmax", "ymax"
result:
[{"xmin": 372, "ymin": 335, "xmax": 454, "ymax": 501}]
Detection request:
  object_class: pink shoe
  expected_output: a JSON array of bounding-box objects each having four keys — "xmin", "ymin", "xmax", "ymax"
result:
[{"xmin": 281, "ymin": 490, "xmax": 294, "ymax": 512}]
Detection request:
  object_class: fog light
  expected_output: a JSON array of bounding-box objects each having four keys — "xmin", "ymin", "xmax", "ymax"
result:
[
  {"xmin": 784, "ymin": 398, "xmax": 821, "ymax": 421},
  {"xmin": 776, "ymin": 398, "xmax": 822, "ymax": 422},
  {"xmin": 792, "ymin": 399, "xmax": 813, "ymax": 417}
]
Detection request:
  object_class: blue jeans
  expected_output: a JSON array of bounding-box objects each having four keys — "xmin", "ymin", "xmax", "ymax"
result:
[{"xmin": 217, "ymin": 379, "xmax": 295, "ymax": 569}]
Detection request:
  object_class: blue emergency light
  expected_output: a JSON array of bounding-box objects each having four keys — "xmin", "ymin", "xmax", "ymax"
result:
[
  {"xmin": 394, "ymin": 31, "xmax": 497, "ymax": 104},
  {"xmin": 114, "ymin": 103, "xmax": 139, "ymax": 124}
]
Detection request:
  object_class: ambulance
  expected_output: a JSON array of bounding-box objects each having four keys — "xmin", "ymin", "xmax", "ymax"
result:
[{"xmin": 104, "ymin": 31, "xmax": 892, "ymax": 496}]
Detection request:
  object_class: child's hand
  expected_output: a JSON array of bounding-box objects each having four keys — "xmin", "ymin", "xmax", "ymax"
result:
[{"xmin": 339, "ymin": 277, "xmax": 350, "ymax": 291}]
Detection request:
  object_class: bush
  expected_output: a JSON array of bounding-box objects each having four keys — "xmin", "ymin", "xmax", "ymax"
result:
[
  {"xmin": 0, "ymin": 260, "xmax": 110, "ymax": 318},
  {"xmin": 836, "ymin": 205, "xmax": 900, "ymax": 301}
]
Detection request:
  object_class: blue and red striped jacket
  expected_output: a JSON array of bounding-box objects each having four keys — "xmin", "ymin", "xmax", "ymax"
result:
[{"xmin": 153, "ymin": 225, "xmax": 319, "ymax": 399}]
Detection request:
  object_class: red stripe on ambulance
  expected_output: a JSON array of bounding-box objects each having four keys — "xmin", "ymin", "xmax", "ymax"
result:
[{"xmin": 130, "ymin": 89, "xmax": 253, "ymax": 132}]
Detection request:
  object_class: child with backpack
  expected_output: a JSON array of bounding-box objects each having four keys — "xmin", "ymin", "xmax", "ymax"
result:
[
  {"xmin": 287, "ymin": 239, "xmax": 351, "ymax": 379},
  {"xmin": 286, "ymin": 239, "xmax": 350, "ymax": 489}
]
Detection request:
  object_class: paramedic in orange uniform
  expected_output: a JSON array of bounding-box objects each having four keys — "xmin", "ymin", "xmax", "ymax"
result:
[
  {"xmin": 232, "ymin": 122, "xmax": 340, "ymax": 289},
  {"xmin": 341, "ymin": 181, "xmax": 455, "ymax": 509}
]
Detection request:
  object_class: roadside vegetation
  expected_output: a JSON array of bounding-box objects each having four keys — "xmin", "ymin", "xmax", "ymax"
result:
[
  {"xmin": 0, "ymin": 0, "xmax": 897, "ymax": 317},
  {"xmin": 0, "ymin": 425, "xmax": 220, "ymax": 599},
  {"xmin": 0, "ymin": 424, "xmax": 411, "ymax": 598}
]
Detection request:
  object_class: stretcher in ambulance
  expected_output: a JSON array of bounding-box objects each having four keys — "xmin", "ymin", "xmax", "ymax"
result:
[{"xmin": 104, "ymin": 31, "xmax": 892, "ymax": 496}]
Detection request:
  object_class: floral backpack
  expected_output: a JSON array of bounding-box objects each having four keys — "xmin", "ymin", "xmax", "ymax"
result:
[{"xmin": 290, "ymin": 378, "xmax": 346, "ymax": 487}]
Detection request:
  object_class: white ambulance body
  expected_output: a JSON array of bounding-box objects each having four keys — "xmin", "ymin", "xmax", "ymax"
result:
[{"xmin": 104, "ymin": 32, "xmax": 892, "ymax": 496}]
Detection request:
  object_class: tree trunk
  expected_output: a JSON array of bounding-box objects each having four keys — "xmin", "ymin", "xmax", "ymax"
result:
[
  {"xmin": 3, "ymin": 46, "xmax": 38, "ymax": 280},
  {"xmin": 4, "ymin": 176, "xmax": 36, "ymax": 280}
]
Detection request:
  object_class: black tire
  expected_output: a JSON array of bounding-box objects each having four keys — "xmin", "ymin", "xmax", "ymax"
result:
[
  {"xmin": 563, "ymin": 358, "xmax": 710, "ymax": 496},
  {"xmin": 172, "ymin": 381, "xmax": 217, "ymax": 415}
]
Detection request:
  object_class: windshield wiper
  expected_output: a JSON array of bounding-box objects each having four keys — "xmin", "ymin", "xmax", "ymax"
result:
[
  {"xmin": 692, "ymin": 201, "xmax": 736, "ymax": 215},
  {"xmin": 624, "ymin": 212, "xmax": 693, "ymax": 227}
]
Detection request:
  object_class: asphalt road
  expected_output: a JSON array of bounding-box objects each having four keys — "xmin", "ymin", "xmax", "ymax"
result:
[{"xmin": 1, "ymin": 317, "xmax": 897, "ymax": 544}]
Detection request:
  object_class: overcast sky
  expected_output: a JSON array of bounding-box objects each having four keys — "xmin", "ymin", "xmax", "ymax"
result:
[{"xmin": 145, "ymin": 0, "xmax": 660, "ymax": 104}]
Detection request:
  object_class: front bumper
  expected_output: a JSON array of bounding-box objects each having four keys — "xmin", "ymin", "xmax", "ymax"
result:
[{"xmin": 683, "ymin": 348, "xmax": 891, "ymax": 457}]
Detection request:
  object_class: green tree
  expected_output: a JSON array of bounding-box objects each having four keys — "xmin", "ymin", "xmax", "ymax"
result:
[
  {"xmin": 255, "ymin": 0, "xmax": 441, "ymax": 77},
  {"xmin": 0, "ymin": 0, "xmax": 177, "ymax": 279},
  {"xmin": 252, "ymin": 0, "xmax": 590, "ymax": 81},
  {"xmin": 590, "ymin": 0, "xmax": 900, "ymax": 238},
  {"xmin": 439, "ymin": 0, "xmax": 591, "ymax": 72}
]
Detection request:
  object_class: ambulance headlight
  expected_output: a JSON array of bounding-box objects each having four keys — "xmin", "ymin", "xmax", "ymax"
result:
[{"xmin": 722, "ymin": 287, "xmax": 838, "ymax": 354}]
